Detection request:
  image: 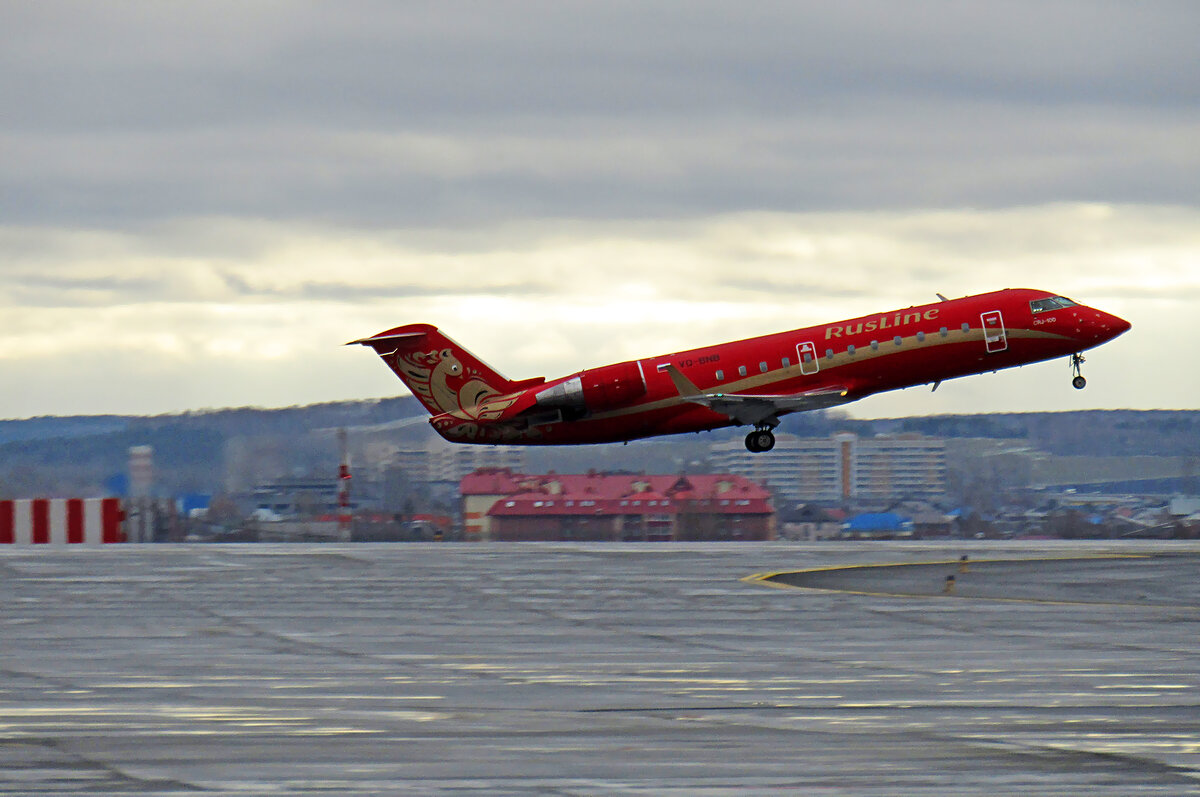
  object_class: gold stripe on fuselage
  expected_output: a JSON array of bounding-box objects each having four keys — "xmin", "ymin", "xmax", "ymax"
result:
[{"xmin": 582, "ymin": 325, "xmax": 1074, "ymax": 422}]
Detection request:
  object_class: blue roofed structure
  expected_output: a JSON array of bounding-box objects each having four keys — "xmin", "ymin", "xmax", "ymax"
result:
[{"xmin": 842, "ymin": 512, "xmax": 914, "ymax": 538}]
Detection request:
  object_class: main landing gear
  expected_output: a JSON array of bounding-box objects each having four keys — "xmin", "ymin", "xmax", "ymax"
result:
[
  {"xmin": 1070, "ymin": 352, "xmax": 1087, "ymax": 390},
  {"xmin": 744, "ymin": 426, "xmax": 776, "ymax": 453}
]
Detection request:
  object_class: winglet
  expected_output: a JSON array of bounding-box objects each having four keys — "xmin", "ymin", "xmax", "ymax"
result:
[{"xmin": 661, "ymin": 364, "xmax": 702, "ymax": 397}]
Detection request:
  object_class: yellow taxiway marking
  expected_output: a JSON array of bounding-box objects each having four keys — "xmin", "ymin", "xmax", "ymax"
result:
[{"xmin": 740, "ymin": 554, "xmax": 1180, "ymax": 608}]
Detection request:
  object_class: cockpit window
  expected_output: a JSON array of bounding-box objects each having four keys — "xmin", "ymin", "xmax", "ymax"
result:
[{"xmin": 1029, "ymin": 296, "xmax": 1078, "ymax": 313}]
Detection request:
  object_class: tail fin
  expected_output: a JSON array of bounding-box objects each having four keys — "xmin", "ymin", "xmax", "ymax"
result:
[{"xmin": 349, "ymin": 324, "xmax": 543, "ymax": 417}]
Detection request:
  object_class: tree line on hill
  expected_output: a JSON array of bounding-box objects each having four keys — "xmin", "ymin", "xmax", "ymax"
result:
[{"xmin": 0, "ymin": 402, "xmax": 1196, "ymax": 500}]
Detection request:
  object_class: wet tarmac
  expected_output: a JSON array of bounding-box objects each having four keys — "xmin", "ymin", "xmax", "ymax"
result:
[{"xmin": 1, "ymin": 542, "xmax": 1198, "ymax": 795}]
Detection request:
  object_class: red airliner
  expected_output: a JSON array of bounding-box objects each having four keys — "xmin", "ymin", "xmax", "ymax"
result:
[{"xmin": 351, "ymin": 289, "xmax": 1130, "ymax": 452}]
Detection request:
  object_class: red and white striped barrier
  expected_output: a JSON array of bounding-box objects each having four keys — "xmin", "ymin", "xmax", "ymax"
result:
[{"xmin": 0, "ymin": 498, "xmax": 125, "ymax": 545}]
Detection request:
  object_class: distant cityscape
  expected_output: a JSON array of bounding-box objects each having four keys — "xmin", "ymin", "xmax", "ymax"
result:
[{"xmin": 1, "ymin": 400, "xmax": 1199, "ymax": 543}]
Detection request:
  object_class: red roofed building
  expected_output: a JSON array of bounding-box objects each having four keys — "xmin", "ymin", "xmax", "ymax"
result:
[{"xmin": 460, "ymin": 469, "xmax": 774, "ymax": 542}]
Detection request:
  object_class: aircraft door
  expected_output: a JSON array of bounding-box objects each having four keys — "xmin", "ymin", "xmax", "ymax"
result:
[
  {"xmin": 981, "ymin": 310, "xmax": 1007, "ymax": 353},
  {"xmin": 796, "ymin": 341, "xmax": 820, "ymax": 375}
]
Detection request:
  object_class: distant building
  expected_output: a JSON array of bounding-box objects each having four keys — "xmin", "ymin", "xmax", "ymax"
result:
[
  {"xmin": 850, "ymin": 434, "xmax": 946, "ymax": 501},
  {"xmin": 910, "ymin": 509, "xmax": 956, "ymax": 538},
  {"xmin": 252, "ymin": 478, "xmax": 344, "ymax": 519},
  {"xmin": 460, "ymin": 469, "xmax": 774, "ymax": 542},
  {"xmin": 128, "ymin": 445, "xmax": 154, "ymax": 498},
  {"xmin": 842, "ymin": 512, "xmax": 915, "ymax": 539},
  {"xmin": 778, "ymin": 503, "xmax": 843, "ymax": 541},
  {"xmin": 710, "ymin": 433, "xmax": 946, "ymax": 503},
  {"xmin": 392, "ymin": 439, "xmax": 526, "ymax": 485}
]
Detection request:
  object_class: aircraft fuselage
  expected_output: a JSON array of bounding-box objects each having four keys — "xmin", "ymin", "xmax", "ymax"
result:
[{"xmin": 351, "ymin": 288, "xmax": 1130, "ymax": 451}]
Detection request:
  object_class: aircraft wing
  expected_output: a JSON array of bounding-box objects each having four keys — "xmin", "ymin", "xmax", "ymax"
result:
[
  {"xmin": 684, "ymin": 388, "xmax": 851, "ymax": 425},
  {"xmin": 661, "ymin": 364, "xmax": 850, "ymax": 426}
]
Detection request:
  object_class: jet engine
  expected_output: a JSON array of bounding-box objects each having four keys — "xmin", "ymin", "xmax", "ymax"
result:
[{"xmin": 534, "ymin": 361, "xmax": 646, "ymax": 414}]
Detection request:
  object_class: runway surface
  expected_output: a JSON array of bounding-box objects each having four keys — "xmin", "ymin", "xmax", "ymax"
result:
[{"xmin": 1, "ymin": 542, "xmax": 1199, "ymax": 795}]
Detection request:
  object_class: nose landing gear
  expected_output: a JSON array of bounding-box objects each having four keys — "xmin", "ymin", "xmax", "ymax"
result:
[
  {"xmin": 744, "ymin": 426, "xmax": 776, "ymax": 453},
  {"xmin": 1070, "ymin": 353, "xmax": 1087, "ymax": 389}
]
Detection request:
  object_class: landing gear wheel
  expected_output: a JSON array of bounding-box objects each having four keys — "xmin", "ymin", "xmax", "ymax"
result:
[
  {"xmin": 1069, "ymin": 353, "xmax": 1087, "ymax": 390},
  {"xmin": 744, "ymin": 429, "xmax": 776, "ymax": 453}
]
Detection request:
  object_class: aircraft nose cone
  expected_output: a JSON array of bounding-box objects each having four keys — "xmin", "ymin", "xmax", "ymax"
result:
[
  {"xmin": 1106, "ymin": 313, "xmax": 1132, "ymax": 337},
  {"xmin": 1092, "ymin": 311, "xmax": 1131, "ymax": 342}
]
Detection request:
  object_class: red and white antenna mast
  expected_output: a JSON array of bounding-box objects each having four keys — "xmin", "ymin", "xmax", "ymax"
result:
[{"xmin": 337, "ymin": 428, "xmax": 352, "ymax": 541}]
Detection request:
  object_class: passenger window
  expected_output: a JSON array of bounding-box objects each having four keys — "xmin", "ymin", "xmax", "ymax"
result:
[
  {"xmin": 738, "ymin": 365, "xmax": 747, "ymax": 377},
  {"xmin": 940, "ymin": 326, "xmax": 948, "ymax": 337},
  {"xmin": 847, "ymin": 344, "xmax": 855, "ymax": 355},
  {"xmin": 825, "ymin": 348, "xmax": 834, "ymax": 360},
  {"xmin": 961, "ymin": 322, "xmax": 969, "ymax": 333},
  {"xmin": 715, "ymin": 369, "xmax": 724, "ymax": 381},
  {"xmin": 870, "ymin": 340, "xmax": 879, "ymax": 351},
  {"xmin": 917, "ymin": 331, "xmax": 925, "ymax": 342},
  {"xmin": 893, "ymin": 336, "xmax": 902, "ymax": 346},
  {"xmin": 759, "ymin": 361, "xmax": 768, "ymax": 373},
  {"xmin": 781, "ymin": 357, "xmax": 790, "ymax": 367}
]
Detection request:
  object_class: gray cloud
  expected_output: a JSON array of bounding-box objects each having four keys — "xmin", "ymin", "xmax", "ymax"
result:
[
  {"xmin": 5, "ymin": 110, "xmax": 1198, "ymax": 228},
  {"xmin": 7, "ymin": 3, "xmax": 1199, "ymax": 127},
  {"xmin": 2, "ymin": 2, "xmax": 1198, "ymax": 229},
  {"xmin": 3, "ymin": 273, "xmax": 552, "ymax": 308},
  {"xmin": 2, "ymin": 3, "xmax": 1197, "ymax": 417}
]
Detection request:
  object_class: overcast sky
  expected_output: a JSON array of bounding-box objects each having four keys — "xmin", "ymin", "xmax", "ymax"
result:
[{"xmin": 2, "ymin": 1, "xmax": 1198, "ymax": 421}]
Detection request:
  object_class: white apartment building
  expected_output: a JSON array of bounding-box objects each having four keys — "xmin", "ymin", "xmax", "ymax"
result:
[
  {"xmin": 710, "ymin": 432, "xmax": 945, "ymax": 502},
  {"xmin": 391, "ymin": 439, "xmax": 527, "ymax": 484}
]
